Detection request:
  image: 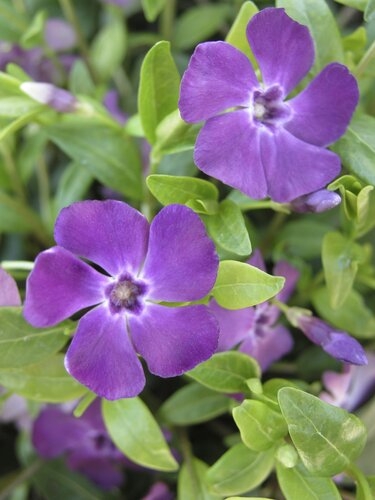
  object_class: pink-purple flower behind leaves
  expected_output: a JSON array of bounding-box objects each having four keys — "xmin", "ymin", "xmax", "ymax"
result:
[
  {"xmin": 24, "ymin": 201, "xmax": 219, "ymax": 400},
  {"xmin": 179, "ymin": 8, "xmax": 359, "ymax": 203}
]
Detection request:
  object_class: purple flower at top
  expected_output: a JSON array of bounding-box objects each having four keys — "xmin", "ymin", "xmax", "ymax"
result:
[
  {"xmin": 24, "ymin": 201, "xmax": 219, "ymax": 400},
  {"xmin": 32, "ymin": 400, "xmax": 124, "ymax": 489},
  {"xmin": 209, "ymin": 251, "xmax": 299, "ymax": 371},
  {"xmin": 0, "ymin": 268, "xmax": 21, "ymax": 306},
  {"xmin": 179, "ymin": 8, "xmax": 359, "ymax": 203},
  {"xmin": 290, "ymin": 189, "xmax": 341, "ymax": 213},
  {"xmin": 320, "ymin": 353, "xmax": 375, "ymax": 412},
  {"xmin": 296, "ymin": 315, "xmax": 367, "ymax": 366}
]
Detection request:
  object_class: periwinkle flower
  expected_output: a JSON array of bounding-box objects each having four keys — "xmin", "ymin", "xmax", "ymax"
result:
[
  {"xmin": 0, "ymin": 268, "xmax": 21, "ymax": 306},
  {"xmin": 21, "ymin": 82, "xmax": 78, "ymax": 113},
  {"xmin": 24, "ymin": 201, "xmax": 219, "ymax": 400},
  {"xmin": 32, "ymin": 400, "xmax": 124, "ymax": 489},
  {"xmin": 290, "ymin": 189, "xmax": 341, "ymax": 213},
  {"xmin": 209, "ymin": 251, "xmax": 299, "ymax": 371},
  {"xmin": 179, "ymin": 8, "xmax": 359, "ymax": 203},
  {"xmin": 320, "ymin": 353, "xmax": 375, "ymax": 412},
  {"xmin": 141, "ymin": 481, "xmax": 174, "ymax": 500},
  {"xmin": 296, "ymin": 315, "xmax": 367, "ymax": 366}
]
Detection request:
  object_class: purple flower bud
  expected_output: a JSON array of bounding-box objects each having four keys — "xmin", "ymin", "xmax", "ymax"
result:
[
  {"xmin": 297, "ymin": 315, "xmax": 367, "ymax": 366},
  {"xmin": 20, "ymin": 82, "xmax": 77, "ymax": 113},
  {"xmin": 290, "ymin": 189, "xmax": 341, "ymax": 213}
]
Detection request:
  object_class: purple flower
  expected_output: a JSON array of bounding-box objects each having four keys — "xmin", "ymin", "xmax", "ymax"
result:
[
  {"xmin": 24, "ymin": 201, "xmax": 219, "ymax": 400},
  {"xmin": 320, "ymin": 353, "xmax": 375, "ymax": 412},
  {"xmin": 141, "ymin": 481, "xmax": 174, "ymax": 500},
  {"xmin": 0, "ymin": 393, "xmax": 31, "ymax": 431},
  {"xmin": 296, "ymin": 315, "xmax": 367, "ymax": 366},
  {"xmin": 209, "ymin": 251, "xmax": 299, "ymax": 371},
  {"xmin": 32, "ymin": 400, "xmax": 124, "ymax": 489},
  {"xmin": 179, "ymin": 8, "xmax": 359, "ymax": 203},
  {"xmin": 290, "ymin": 189, "xmax": 341, "ymax": 213},
  {"xmin": 21, "ymin": 82, "xmax": 78, "ymax": 113},
  {"xmin": 44, "ymin": 18, "xmax": 76, "ymax": 52},
  {"xmin": 0, "ymin": 268, "xmax": 21, "ymax": 306}
]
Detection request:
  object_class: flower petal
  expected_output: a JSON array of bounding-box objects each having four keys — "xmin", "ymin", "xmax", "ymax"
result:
[
  {"xmin": 65, "ymin": 305, "xmax": 145, "ymax": 400},
  {"xmin": 195, "ymin": 110, "xmax": 268, "ymax": 199},
  {"xmin": 55, "ymin": 200, "xmax": 149, "ymax": 277},
  {"xmin": 209, "ymin": 299, "xmax": 255, "ymax": 352},
  {"xmin": 129, "ymin": 304, "xmax": 219, "ymax": 377},
  {"xmin": 179, "ymin": 41, "xmax": 257, "ymax": 123},
  {"xmin": 246, "ymin": 8, "xmax": 314, "ymax": 95},
  {"xmin": 0, "ymin": 268, "xmax": 21, "ymax": 306},
  {"xmin": 240, "ymin": 324, "xmax": 293, "ymax": 371},
  {"xmin": 274, "ymin": 260, "xmax": 299, "ymax": 304},
  {"xmin": 285, "ymin": 63, "xmax": 359, "ymax": 146},
  {"xmin": 262, "ymin": 128, "xmax": 341, "ymax": 202},
  {"xmin": 142, "ymin": 205, "xmax": 218, "ymax": 302},
  {"xmin": 24, "ymin": 247, "xmax": 109, "ymax": 327}
]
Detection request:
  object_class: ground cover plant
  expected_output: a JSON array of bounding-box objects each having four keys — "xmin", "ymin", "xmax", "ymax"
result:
[{"xmin": 1, "ymin": 0, "xmax": 375, "ymax": 498}]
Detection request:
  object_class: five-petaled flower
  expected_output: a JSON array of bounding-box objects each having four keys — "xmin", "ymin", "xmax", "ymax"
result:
[
  {"xmin": 24, "ymin": 201, "xmax": 219, "ymax": 400},
  {"xmin": 179, "ymin": 7, "xmax": 359, "ymax": 203}
]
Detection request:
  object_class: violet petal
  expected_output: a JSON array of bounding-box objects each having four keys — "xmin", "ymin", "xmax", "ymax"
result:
[
  {"xmin": 291, "ymin": 189, "xmax": 342, "ymax": 213},
  {"xmin": 44, "ymin": 18, "xmax": 76, "ymax": 52},
  {"xmin": 24, "ymin": 247, "xmax": 110, "ymax": 327},
  {"xmin": 247, "ymin": 8, "xmax": 314, "ymax": 96},
  {"xmin": 240, "ymin": 324, "xmax": 294, "ymax": 371},
  {"xmin": 285, "ymin": 63, "xmax": 359, "ymax": 147},
  {"xmin": 263, "ymin": 128, "xmax": 341, "ymax": 202},
  {"xmin": 323, "ymin": 332, "xmax": 368, "ymax": 366},
  {"xmin": 274, "ymin": 260, "xmax": 299, "ymax": 303},
  {"xmin": 65, "ymin": 305, "xmax": 145, "ymax": 400},
  {"xmin": 179, "ymin": 41, "xmax": 256, "ymax": 123},
  {"xmin": 0, "ymin": 268, "xmax": 21, "ymax": 306},
  {"xmin": 129, "ymin": 303, "xmax": 219, "ymax": 377},
  {"xmin": 142, "ymin": 205, "xmax": 218, "ymax": 302},
  {"xmin": 55, "ymin": 200, "xmax": 149, "ymax": 277},
  {"xmin": 67, "ymin": 454, "xmax": 123, "ymax": 489},
  {"xmin": 195, "ymin": 110, "xmax": 268, "ymax": 199}
]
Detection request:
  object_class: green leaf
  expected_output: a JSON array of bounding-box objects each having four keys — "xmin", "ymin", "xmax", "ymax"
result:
[
  {"xmin": 312, "ymin": 287, "xmax": 375, "ymax": 339},
  {"xmin": 226, "ymin": 1, "xmax": 258, "ymax": 63},
  {"xmin": 0, "ymin": 194, "xmax": 34, "ymax": 233},
  {"xmin": 276, "ymin": 0, "xmax": 344, "ymax": 71},
  {"xmin": 178, "ymin": 458, "xmax": 217, "ymax": 500},
  {"xmin": 334, "ymin": 0, "xmax": 366, "ymax": 10},
  {"xmin": 173, "ymin": 4, "xmax": 231, "ymax": 50},
  {"xmin": 276, "ymin": 461, "xmax": 341, "ymax": 500},
  {"xmin": 21, "ymin": 10, "xmax": 46, "ymax": 49},
  {"xmin": 0, "ymin": 354, "xmax": 86, "ymax": 402},
  {"xmin": 0, "ymin": 96, "xmax": 39, "ymax": 117},
  {"xmin": 53, "ymin": 163, "xmax": 93, "ymax": 220},
  {"xmin": 333, "ymin": 113, "xmax": 375, "ymax": 186},
  {"xmin": 212, "ymin": 260, "xmax": 285, "ymax": 310},
  {"xmin": 146, "ymin": 174, "xmax": 218, "ymax": 206},
  {"xmin": 32, "ymin": 459, "xmax": 109, "ymax": 500},
  {"xmin": 141, "ymin": 0, "xmax": 166, "ymax": 22},
  {"xmin": 159, "ymin": 383, "xmax": 231, "ymax": 425},
  {"xmin": 233, "ymin": 399, "xmax": 288, "ymax": 452},
  {"xmin": 102, "ymin": 397, "xmax": 178, "ymax": 471},
  {"xmin": 0, "ymin": 1, "xmax": 27, "ymax": 43},
  {"xmin": 90, "ymin": 18, "xmax": 127, "ymax": 82},
  {"xmin": 206, "ymin": 443, "xmax": 274, "ymax": 496},
  {"xmin": 365, "ymin": 0, "xmax": 375, "ymax": 21},
  {"xmin": 204, "ymin": 200, "xmax": 251, "ymax": 256},
  {"xmin": 275, "ymin": 219, "xmax": 331, "ymax": 259},
  {"xmin": 138, "ymin": 41, "xmax": 180, "ymax": 144},
  {"xmin": 69, "ymin": 60, "xmax": 95, "ymax": 96},
  {"xmin": 0, "ymin": 307, "xmax": 69, "ymax": 369},
  {"xmin": 187, "ymin": 351, "xmax": 260, "ymax": 394},
  {"xmin": 322, "ymin": 232, "xmax": 363, "ymax": 309},
  {"xmin": 46, "ymin": 117, "xmax": 143, "ymax": 201},
  {"xmin": 153, "ymin": 109, "xmax": 199, "ymax": 157},
  {"xmin": 278, "ymin": 387, "xmax": 367, "ymax": 476}
]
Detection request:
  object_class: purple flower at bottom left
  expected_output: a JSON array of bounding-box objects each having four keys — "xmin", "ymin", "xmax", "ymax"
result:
[{"xmin": 24, "ymin": 201, "xmax": 219, "ymax": 400}]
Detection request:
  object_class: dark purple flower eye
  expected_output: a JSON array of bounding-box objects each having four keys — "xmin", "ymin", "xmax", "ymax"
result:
[
  {"xmin": 179, "ymin": 7, "xmax": 359, "ymax": 203},
  {"xmin": 24, "ymin": 200, "xmax": 219, "ymax": 400}
]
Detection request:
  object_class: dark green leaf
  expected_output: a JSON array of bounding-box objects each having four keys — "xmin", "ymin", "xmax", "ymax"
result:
[
  {"xmin": 278, "ymin": 387, "xmax": 367, "ymax": 476},
  {"xmin": 178, "ymin": 458, "xmax": 217, "ymax": 500},
  {"xmin": 212, "ymin": 260, "xmax": 285, "ymax": 309},
  {"xmin": 159, "ymin": 383, "xmax": 231, "ymax": 425},
  {"xmin": 141, "ymin": 0, "xmax": 166, "ymax": 22},
  {"xmin": 187, "ymin": 351, "xmax": 260, "ymax": 394},
  {"xmin": 102, "ymin": 397, "xmax": 178, "ymax": 471},
  {"xmin": 138, "ymin": 42, "xmax": 180, "ymax": 144}
]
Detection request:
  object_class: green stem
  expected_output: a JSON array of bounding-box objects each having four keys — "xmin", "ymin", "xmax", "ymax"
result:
[
  {"xmin": 59, "ymin": 0, "xmax": 97, "ymax": 82},
  {"xmin": 159, "ymin": 0, "xmax": 176, "ymax": 41},
  {"xmin": 1, "ymin": 260, "xmax": 34, "ymax": 271},
  {"xmin": 176, "ymin": 427, "xmax": 201, "ymax": 497},
  {"xmin": 0, "ymin": 106, "xmax": 45, "ymax": 142},
  {"xmin": 0, "ymin": 143, "xmax": 26, "ymax": 201},
  {"xmin": 355, "ymin": 39, "xmax": 375, "ymax": 78},
  {"xmin": 345, "ymin": 463, "xmax": 373, "ymax": 500},
  {"xmin": 259, "ymin": 211, "xmax": 287, "ymax": 254},
  {"xmin": 36, "ymin": 155, "xmax": 51, "ymax": 227},
  {"xmin": 0, "ymin": 460, "xmax": 43, "ymax": 500}
]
